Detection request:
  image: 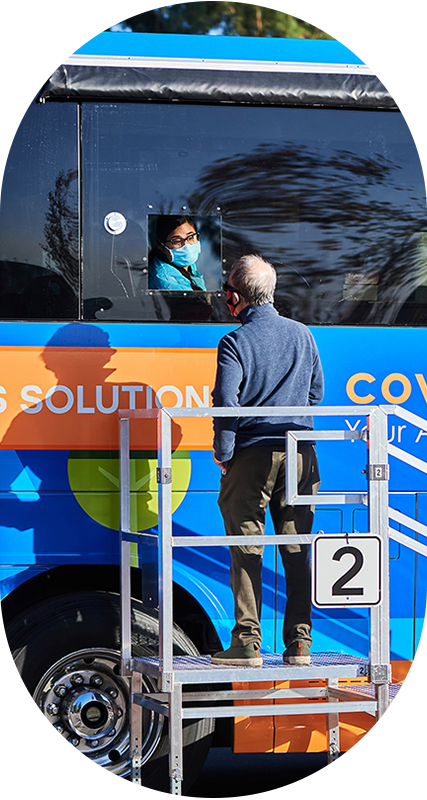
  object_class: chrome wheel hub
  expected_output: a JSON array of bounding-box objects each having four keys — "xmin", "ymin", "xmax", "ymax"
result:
[
  {"xmin": 33, "ymin": 648, "xmax": 163, "ymax": 776},
  {"xmin": 63, "ymin": 687, "xmax": 117, "ymax": 739}
]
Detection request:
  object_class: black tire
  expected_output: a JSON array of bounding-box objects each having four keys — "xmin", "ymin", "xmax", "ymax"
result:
[{"xmin": 6, "ymin": 590, "xmax": 214, "ymax": 793}]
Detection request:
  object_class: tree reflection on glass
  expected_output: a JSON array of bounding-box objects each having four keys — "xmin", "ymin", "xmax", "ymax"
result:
[
  {"xmin": 42, "ymin": 169, "xmax": 79, "ymax": 294},
  {"xmin": 189, "ymin": 142, "xmax": 427, "ymax": 324},
  {"xmin": 13, "ymin": 169, "xmax": 79, "ymax": 319}
]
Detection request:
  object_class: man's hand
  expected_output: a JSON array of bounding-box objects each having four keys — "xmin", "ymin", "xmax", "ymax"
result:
[{"xmin": 212, "ymin": 452, "xmax": 228, "ymax": 475}]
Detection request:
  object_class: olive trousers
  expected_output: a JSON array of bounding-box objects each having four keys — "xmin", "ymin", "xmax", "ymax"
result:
[{"xmin": 218, "ymin": 443, "xmax": 320, "ymax": 650}]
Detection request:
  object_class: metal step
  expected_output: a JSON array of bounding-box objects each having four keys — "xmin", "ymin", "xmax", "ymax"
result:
[{"xmin": 334, "ymin": 683, "xmax": 427, "ymax": 742}]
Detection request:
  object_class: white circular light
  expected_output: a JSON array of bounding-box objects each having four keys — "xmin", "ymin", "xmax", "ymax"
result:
[{"xmin": 104, "ymin": 211, "xmax": 127, "ymax": 235}]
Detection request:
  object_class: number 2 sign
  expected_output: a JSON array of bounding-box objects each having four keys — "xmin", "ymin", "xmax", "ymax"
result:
[{"xmin": 312, "ymin": 535, "xmax": 382, "ymax": 607}]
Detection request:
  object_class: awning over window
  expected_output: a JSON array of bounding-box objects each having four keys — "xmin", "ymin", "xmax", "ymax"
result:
[{"xmin": 39, "ymin": 55, "xmax": 427, "ymax": 109}]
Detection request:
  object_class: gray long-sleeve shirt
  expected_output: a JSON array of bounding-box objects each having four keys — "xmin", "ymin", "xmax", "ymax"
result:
[{"xmin": 212, "ymin": 303, "xmax": 324, "ymax": 462}]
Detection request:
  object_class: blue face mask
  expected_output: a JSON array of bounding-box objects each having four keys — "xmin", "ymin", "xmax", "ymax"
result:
[{"xmin": 166, "ymin": 240, "xmax": 201, "ymax": 268}]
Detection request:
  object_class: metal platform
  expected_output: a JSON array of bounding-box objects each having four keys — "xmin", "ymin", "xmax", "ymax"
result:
[
  {"xmin": 131, "ymin": 652, "xmax": 370, "ymax": 683},
  {"xmin": 129, "ymin": 652, "xmax": 382, "ymax": 738},
  {"xmin": 338, "ymin": 683, "xmax": 427, "ymax": 700}
]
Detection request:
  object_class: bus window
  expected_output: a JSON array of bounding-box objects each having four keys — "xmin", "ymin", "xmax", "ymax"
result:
[
  {"xmin": 0, "ymin": 102, "xmax": 79, "ymax": 319},
  {"xmin": 81, "ymin": 102, "xmax": 427, "ymax": 325}
]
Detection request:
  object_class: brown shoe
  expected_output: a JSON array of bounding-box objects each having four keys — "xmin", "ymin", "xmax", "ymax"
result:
[
  {"xmin": 211, "ymin": 643, "xmax": 262, "ymax": 667},
  {"xmin": 283, "ymin": 641, "xmax": 311, "ymax": 666}
]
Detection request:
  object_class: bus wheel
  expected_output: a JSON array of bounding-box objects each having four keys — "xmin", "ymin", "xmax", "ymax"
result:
[{"xmin": 6, "ymin": 590, "xmax": 214, "ymax": 792}]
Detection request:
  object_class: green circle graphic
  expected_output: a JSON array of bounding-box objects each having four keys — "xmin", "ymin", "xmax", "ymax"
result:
[{"xmin": 68, "ymin": 450, "xmax": 191, "ymax": 532}]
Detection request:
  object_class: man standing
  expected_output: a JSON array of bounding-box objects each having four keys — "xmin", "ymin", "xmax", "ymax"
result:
[{"xmin": 211, "ymin": 255, "xmax": 324, "ymax": 667}]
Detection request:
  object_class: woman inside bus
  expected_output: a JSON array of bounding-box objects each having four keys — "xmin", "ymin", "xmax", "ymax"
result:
[{"xmin": 148, "ymin": 215, "xmax": 207, "ymax": 291}]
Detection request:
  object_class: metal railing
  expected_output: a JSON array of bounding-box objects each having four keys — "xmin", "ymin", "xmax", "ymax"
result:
[{"xmin": 119, "ymin": 406, "xmax": 390, "ymax": 678}]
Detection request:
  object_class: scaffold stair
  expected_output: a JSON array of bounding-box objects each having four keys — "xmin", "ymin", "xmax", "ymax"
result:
[{"xmin": 119, "ymin": 404, "xmax": 427, "ymax": 793}]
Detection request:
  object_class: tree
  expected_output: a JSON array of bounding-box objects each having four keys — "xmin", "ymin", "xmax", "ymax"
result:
[
  {"xmin": 0, "ymin": 0, "xmax": 427, "ymax": 42},
  {"xmin": 118, "ymin": 0, "xmax": 427, "ymax": 42}
]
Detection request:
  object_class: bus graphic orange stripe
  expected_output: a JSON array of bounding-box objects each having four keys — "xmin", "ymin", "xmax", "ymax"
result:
[{"xmin": 0, "ymin": 346, "xmax": 217, "ymax": 450}]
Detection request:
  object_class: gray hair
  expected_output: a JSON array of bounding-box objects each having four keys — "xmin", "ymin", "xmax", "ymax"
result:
[{"xmin": 230, "ymin": 254, "xmax": 277, "ymax": 305}]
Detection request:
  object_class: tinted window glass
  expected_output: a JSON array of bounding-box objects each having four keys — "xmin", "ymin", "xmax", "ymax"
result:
[
  {"xmin": 0, "ymin": 102, "xmax": 79, "ymax": 319},
  {"xmin": 82, "ymin": 102, "xmax": 427, "ymax": 325}
]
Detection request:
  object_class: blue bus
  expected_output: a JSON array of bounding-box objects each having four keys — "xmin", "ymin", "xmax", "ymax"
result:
[{"xmin": 1, "ymin": 31, "xmax": 426, "ymax": 791}]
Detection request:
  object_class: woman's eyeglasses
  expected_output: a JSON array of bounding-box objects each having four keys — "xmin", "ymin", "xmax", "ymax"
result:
[{"xmin": 165, "ymin": 232, "xmax": 199, "ymax": 248}]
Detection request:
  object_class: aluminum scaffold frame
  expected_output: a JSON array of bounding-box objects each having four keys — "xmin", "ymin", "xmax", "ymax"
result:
[{"xmin": 119, "ymin": 404, "xmax": 427, "ymax": 794}]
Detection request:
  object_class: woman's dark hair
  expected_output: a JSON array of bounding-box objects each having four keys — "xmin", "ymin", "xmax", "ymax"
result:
[{"xmin": 156, "ymin": 215, "xmax": 197, "ymax": 244}]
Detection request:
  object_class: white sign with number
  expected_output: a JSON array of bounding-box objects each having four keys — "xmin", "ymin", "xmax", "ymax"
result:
[{"xmin": 312, "ymin": 534, "xmax": 382, "ymax": 608}]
